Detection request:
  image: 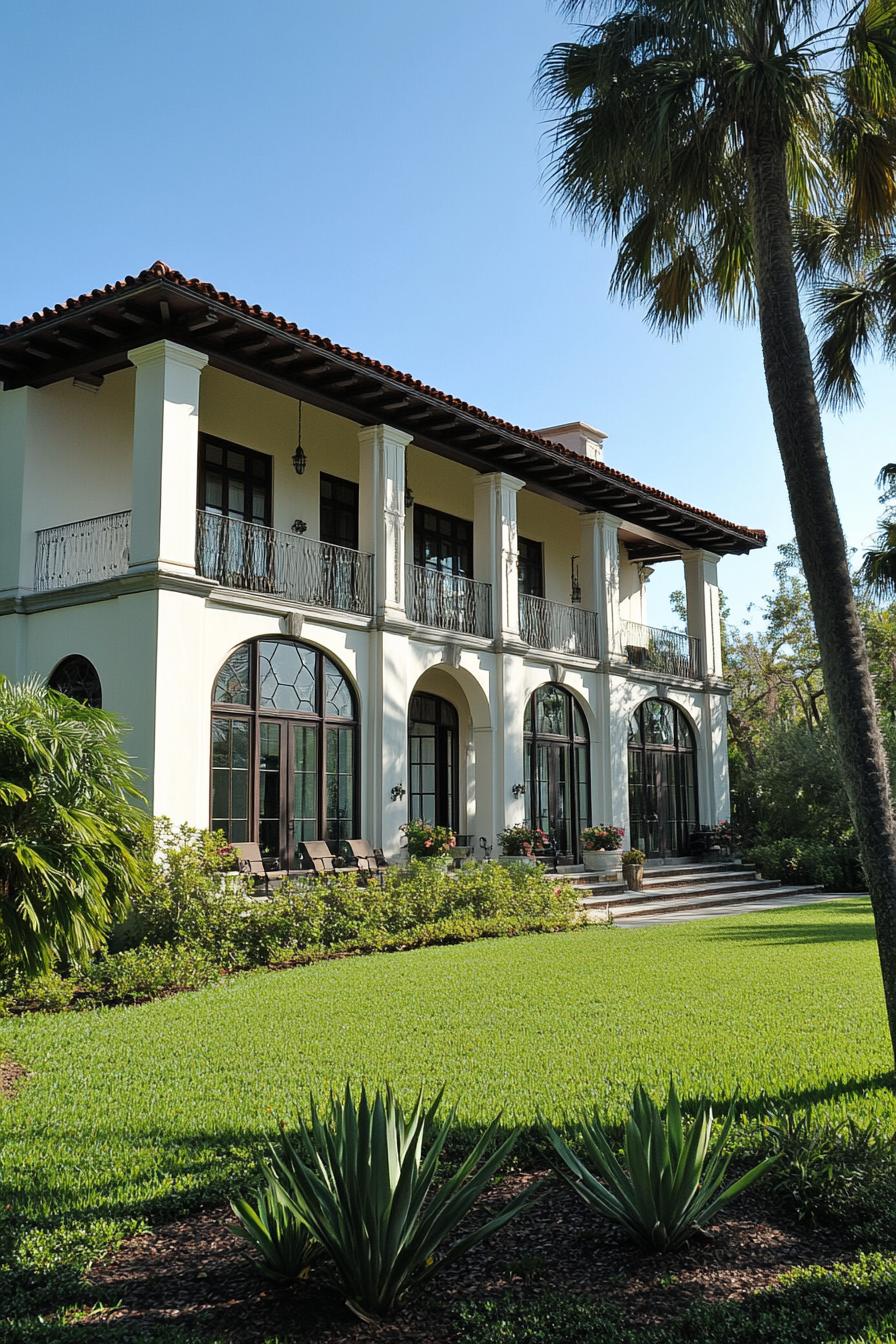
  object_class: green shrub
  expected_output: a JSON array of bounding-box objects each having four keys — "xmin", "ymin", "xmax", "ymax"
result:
[
  {"xmin": 761, "ymin": 1107, "xmax": 896, "ymax": 1234},
  {"xmin": 543, "ymin": 1081, "xmax": 774, "ymax": 1252},
  {"xmin": 747, "ymin": 836, "xmax": 864, "ymax": 890},
  {"xmin": 79, "ymin": 944, "xmax": 219, "ymax": 1005},
  {"xmin": 0, "ymin": 967, "xmax": 76, "ymax": 1014},
  {"xmin": 230, "ymin": 1164, "xmax": 320, "ymax": 1283},
  {"xmin": 252, "ymin": 1083, "xmax": 533, "ymax": 1321}
]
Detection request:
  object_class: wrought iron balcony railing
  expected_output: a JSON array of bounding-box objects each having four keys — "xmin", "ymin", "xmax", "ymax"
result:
[
  {"xmin": 617, "ymin": 619, "xmax": 702, "ymax": 679},
  {"xmin": 196, "ymin": 511, "xmax": 373, "ymax": 616},
  {"xmin": 520, "ymin": 593, "xmax": 599, "ymax": 659},
  {"xmin": 34, "ymin": 511, "xmax": 131, "ymax": 592},
  {"xmin": 405, "ymin": 564, "xmax": 492, "ymax": 638}
]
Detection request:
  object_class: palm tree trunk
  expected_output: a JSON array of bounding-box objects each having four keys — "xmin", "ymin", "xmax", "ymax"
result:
[{"xmin": 746, "ymin": 127, "xmax": 896, "ymax": 1065}]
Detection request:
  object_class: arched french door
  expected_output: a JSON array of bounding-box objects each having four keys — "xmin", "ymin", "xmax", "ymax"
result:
[
  {"xmin": 627, "ymin": 699, "xmax": 697, "ymax": 858},
  {"xmin": 524, "ymin": 684, "xmax": 591, "ymax": 862},
  {"xmin": 210, "ymin": 638, "xmax": 359, "ymax": 866},
  {"xmin": 408, "ymin": 693, "xmax": 459, "ymax": 830}
]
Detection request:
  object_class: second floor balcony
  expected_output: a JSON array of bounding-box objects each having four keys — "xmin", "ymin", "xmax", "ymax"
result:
[
  {"xmin": 520, "ymin": 593, "xmax": 599, "ymax": 660},
  {"xmin": 34, "ymin": 510, "xmax": 131, "ymax": 592},
  {"xmin": 405, "ymin": 564, "xmax": 492, "ymax": 639},
  {"xmin": 616, "ymin": 619, "xmax": 702, "ymax": 680},
  {"xmin": 195, "ymin": 511, "xmax": 373, "ymax": 616}
]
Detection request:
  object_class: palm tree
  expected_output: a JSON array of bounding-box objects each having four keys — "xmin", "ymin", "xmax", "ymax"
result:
[
  {"xmin": 0, "ymin": 677, "xmax": 146, "ymax": 974},
  {"xmin": 539, "ymin": 0, "xmax": 896, "ymax": 1059}
]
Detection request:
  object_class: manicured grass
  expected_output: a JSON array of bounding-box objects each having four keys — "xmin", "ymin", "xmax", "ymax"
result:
[{"xmin": 0, "ymin": 897, "xmax": 892, "ymax": 1333}]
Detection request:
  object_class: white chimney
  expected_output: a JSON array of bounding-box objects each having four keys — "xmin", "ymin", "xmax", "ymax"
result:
[{"xmin": 537, "ymin": 420, "xmax": 607, "ymax": 463}]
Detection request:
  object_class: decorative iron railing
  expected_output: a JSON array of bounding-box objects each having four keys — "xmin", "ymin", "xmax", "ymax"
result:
[
  {"xmin": 520, "ymin": 593, "xmax": 599, "ymax": 659},
  {"xmin": 616, "ymin": 620, "xmax": 702, "ymax": 679},
  {"xmin": 34, "ymin": 511, "xmax": 131, "ymax": 592},
  {"xmin": 196, "ymin": 511, "xmax": 373, "ymax": 616},
  {"xmin": 405, "ymin": 564, "xmax": 492, "ymax": 638}
]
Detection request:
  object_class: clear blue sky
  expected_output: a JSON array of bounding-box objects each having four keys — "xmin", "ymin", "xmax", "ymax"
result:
[{"xmin": 2, "ymin": 0, "xmax": 891, "ymax": 625}]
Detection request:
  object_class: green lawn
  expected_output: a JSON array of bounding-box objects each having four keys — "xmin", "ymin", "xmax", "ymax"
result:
[{"xmin": 0, "ymin": 896, "xmax": 893, "ymax": 1335}]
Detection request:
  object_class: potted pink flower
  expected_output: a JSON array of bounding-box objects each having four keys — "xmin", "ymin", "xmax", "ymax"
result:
[
  {"xmin": 400, "ymin": 819, "xmax": 457, "ymax": 869},
  {"xmin": 581, "ymin": 824, "xmax": 625, "ymax": 876},
  {"xmin": 497, "ymin": 823, "xmax": 549, "ymax": 867}
]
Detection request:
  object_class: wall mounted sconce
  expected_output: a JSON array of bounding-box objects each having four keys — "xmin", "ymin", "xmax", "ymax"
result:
[
  {"xmin": 638, "ymin": 563, "xmax": 655, "ymax": 584},
  {"xmin": 291, "ymin": 519, "xmax": 308, "ymax": 535},
  {"xmin": 292, "ymin": 400, "xmax": 307, "ymax": 474},
  {"xmin": 404, "ymin": 486, "xmax": 415, "ymax": 510},
  {"xmin": 390, "ymin": 783, "xmax": 406, "ymax": 802},
  {"xmin": 570, "ymin": 555, "xmax": 582, "ymax": 606},
  {"xmin": 511, "ymin": 782, "xmax": 526, "ymax": 799}
]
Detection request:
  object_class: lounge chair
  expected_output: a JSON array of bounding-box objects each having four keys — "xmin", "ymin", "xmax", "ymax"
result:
[
  {"xmin": 341, "ymin": 839, "xmax": 389, "ymax": 873},
  {"xmin": 299, "ymin": 840, "xmax": 338, "ymax": 875},
  {"xmin": 232, "ymin": 842, "xmax": 288, "ymax": 891}
]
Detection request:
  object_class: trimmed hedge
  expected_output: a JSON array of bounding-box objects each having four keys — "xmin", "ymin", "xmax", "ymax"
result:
[{"xmin": 747, "ymin": 837, "xmax": 865, "ymax": 890}]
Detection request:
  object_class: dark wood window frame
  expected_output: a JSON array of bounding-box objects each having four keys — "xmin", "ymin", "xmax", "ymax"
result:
[
  {"xmin": 408, "ymin": 692, "xmax": 460, "ymax": 832},
  {"xmin": 198, "ymin": 433, "xmax": 273, "ymax": 526},
  {"xmin": 320, "ymin": 472, "xmax": 359, "ymax": 551},
  {"xmin": 627, "ymin": 698, "xmax": 698, "ymax": 859},
  {"xmin": 210, "ymin": 637, "xmax": 359, "ymax": 867},
  {"xmin": 524, "ymin": 683, "xmax": 591, "ymax": 862},
  {"xmin": 518, "ymin": 536, "xmax": 545, "ymax": 598},
  {"xmin": 413, "ymin": 505, "xmax": 473, "ymax": 577}
]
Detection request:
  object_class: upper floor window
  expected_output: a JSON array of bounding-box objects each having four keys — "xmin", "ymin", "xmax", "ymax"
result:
[
  {"xmin": 320, "ymin": 473, "xmax": 359, "ymax": 550},
  {"xmin": 414, "ymin": 507, "xmax": 472, "ymax": 577},
  {"xmin": 49, "ymin": 655, "xmax": 102, "ymax": 708},
  {"xmin": 198, "ymin": 435, "xmax": 272, "ymax": 528},
  {"xmin": 518, "ymin": 537, "xmax": 544, "ymax": 597}
]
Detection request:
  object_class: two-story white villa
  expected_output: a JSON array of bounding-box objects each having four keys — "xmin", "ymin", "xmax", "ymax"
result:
[{"xmin": 0, "ymin": 262, "xmax": 764, "ymax": 866}]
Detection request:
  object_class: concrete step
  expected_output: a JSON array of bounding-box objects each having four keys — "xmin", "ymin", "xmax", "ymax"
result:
[
  {"xmin": 581, "ymin": 877, "xmax": 780, "ymax": 910},
  {"xmin": 641, "ymin": 869, "xmax": 760, "ymax": 891},
  {"xmin": 585, "ymin": 882, "xmax": 825, "ymax": 922}
]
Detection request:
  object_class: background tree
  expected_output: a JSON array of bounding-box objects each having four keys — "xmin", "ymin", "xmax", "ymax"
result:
[
  {"xmin": 0, "ymin": 677, "xmax": 146, "ymax": 974},
  {"xmin": 539, "ymin": 0, "xmax": 896, "ymax": 1061}
]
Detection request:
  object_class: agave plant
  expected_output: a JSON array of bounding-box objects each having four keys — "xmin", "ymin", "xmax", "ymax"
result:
[
  {"xmin": 262, "ymin": 1083, "xmax": 532, "ymax": 1320},
  {"xmin": 230, "ymin": 1165, "xmax": 320, "ymax": 1283},
  {"xmin": 543, "ymin": 1081, "xmax": 775, "ymax": 1252}
]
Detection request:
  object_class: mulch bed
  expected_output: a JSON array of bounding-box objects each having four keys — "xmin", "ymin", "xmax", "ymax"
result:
[
  {"xmin": 84, "ymin": 1172, "xmax": 852, "ymax": 1343},
  {"xmin": 0, "ymin": 1056, "xmax": 28, "ymax": 1099}
]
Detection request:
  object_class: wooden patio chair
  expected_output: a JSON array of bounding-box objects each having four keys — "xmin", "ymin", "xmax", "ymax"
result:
[
  {"xmin": 341, "ymin": 839, "xmax": 389, "ymax": 874},
  {"xmin": 232, "ymin": 842, "xmax": 288, "ymax": 891},
  {"xmin": 299, "ymin": 840, "xmax": 339, "ymax": 876}
]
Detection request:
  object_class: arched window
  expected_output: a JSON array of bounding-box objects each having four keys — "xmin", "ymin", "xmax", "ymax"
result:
[
  {"xmin": 524, "ymin": 684, "xmax": 590, "ymax": 861},
  {"xmin": 627, "ymin": 699, "xmax": 697, "ymax": 857},
  {"xmin": 48, "ymin": 655, "xmax": 102, "ymax": 709},
  {"xmin": 211, "ymin": 639, "xmax": 358, "ymax": 865},
  {"xmin": 408, "ymin": 693, "xmax": 459, "ymax": 830}
]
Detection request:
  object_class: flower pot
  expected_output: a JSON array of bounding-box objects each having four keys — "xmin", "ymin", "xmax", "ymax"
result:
[
  {"xmin": 497, "ymin": 854, "xmax": 537, "ymax": 868},
  {"xmin": 583, "ymin": 849, "xmax": 621, "ymax": 875},
  {"xmin": 622, "ymin": 862, "xmax": 644, "ymax": 892}
]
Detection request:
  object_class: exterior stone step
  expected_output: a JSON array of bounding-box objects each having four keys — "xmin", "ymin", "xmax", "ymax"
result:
[
  {"xmin": 580, "ymin": 877, "xmax": 779, "ymax": 909},
  {"xmin": 641, "ymin": 868, "xmax": 759, "ymax": 891},
  {"xmin": 584, "ymin": 882, "xmax": 825, "ymax": 921}
]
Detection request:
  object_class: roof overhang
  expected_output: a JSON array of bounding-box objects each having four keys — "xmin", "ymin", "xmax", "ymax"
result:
[{"xmin": 0, "ymin": 263, "xmax": 766, "ymax": 557}]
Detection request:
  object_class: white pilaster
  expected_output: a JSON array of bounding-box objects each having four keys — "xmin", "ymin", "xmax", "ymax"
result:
[
  {"xmin": 700, "ymin": 690, "xmax": 731, "ymax": 824},
  {"xmin": 683, "ymin": 549, "xmax": 723, "ymax": 678},
  {"xmin": 127, "ymin": 341, "xmax": 208, "ymax": 576},
  {"xmin": 580, "ymin": 512, "xmax": 621, "ymax": 660},
  {"xmin": 473, "ymin": 472, "xmax": 525, "ymax": 645},
  {"xmin": 357, "ymin": 424, "xmax": 413, "ymax": 624},
  {"xmin": 367, "ymin": 627, "xmax": 410, "ymax": 859}
]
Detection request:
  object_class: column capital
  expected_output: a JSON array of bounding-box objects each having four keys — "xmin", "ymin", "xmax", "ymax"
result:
[
  {"xmin": 356, "ymin": 423, "xmax": 413, "ymax": 451},
  {"xmin": 474, "ymin": 471, "xmax": 526, "ymax": 494},
  {"xmin": 682, "ymin": 547, "xmax": 722, "ymax": 567},
  {"xmin": 580, "ymin": 510, "xmax": 621, "ymax": 531},
  {"xmin": 128, "ymin": 340, "xmax": 209, "ymax": 373}
]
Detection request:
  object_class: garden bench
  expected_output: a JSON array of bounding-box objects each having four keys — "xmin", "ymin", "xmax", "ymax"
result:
[{"xmin": 232, "ymin": 842, "xmax": 288, "ymax": 891}]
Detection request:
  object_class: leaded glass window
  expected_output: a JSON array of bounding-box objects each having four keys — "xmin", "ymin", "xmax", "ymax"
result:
[{"xmin": 48, "ymin": 655, "xmax": 102, "ymax": 709}]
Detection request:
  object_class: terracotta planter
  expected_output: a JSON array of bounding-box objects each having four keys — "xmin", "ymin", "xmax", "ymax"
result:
[
  {"xmin": 622, "ymin": 862, "xmax": 644, "ymax": 891},
  {"xmin": 583, "ymin": 849, "xmax": 622, "ymax": 875}
]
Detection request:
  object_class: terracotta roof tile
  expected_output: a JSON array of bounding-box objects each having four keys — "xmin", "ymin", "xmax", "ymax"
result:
[{"xmin": 0, "ymin": 261, "xmax": 765, "ymax": 547}]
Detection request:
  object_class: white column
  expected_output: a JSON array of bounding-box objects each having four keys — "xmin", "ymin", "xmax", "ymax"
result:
[
  {"xmin": 473, "ymin": 471, "xmax": 525, "ymax": 645},
  {"xmin": 358, "ymin": 424, "xmax": 413, "ymax": 624},
  {"xmin": 367, "ymin": 627, "xmax": 410, "ymax": 859},
  {"xmin": 700, "ymin": 691, "xmax": 731, "ymax": 824},
  {"xmin": 127, "ymin": 340, "xmax": 208, "ymax": 576},
  {"xmin": 683, "ymin": 549, "xmax": 723, "ymax": 678},
  {"xmin": 580, "ymin": 512, "xmax": 621, "ymax": 661}
]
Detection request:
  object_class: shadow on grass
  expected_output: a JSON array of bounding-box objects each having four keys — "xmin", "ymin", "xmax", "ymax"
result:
[{"xmin": 698, "ymin": 899, "xmax": 875, "ymax": 945}]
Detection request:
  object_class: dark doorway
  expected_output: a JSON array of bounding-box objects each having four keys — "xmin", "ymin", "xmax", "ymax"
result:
[
  {"xmin": 627, "ymin": 699, "xmax": 697, "ymax": 858},
  {"xmin": 524, "ymin": 684, "xmax": 590, "ymax": 862},
  {"xmin": 408, "ymin": 692, "xmax": 459, "ymax": 831}
]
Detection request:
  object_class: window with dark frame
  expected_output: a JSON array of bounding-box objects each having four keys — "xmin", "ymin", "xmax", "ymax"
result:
[
  {"xmin": 198, "ymin": 434, "xmax": 272, "ymax": 526},
  {"xmin": 320, "ymin": 473, "xmax": 359, "ymax": 551},
  {"xmin": 518, "ymin": 537, "xmax": 545, "ymax": 598},
  {"xmin": 413, "ymin": 506, "xmax": 473, "ymax": 577}
]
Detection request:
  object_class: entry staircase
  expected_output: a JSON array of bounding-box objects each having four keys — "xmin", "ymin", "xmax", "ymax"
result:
[{"xmin": 556, "ymin": 858, "xmax": 824, "ymax": 923}]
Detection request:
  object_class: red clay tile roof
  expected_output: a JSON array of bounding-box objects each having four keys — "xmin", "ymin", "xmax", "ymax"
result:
[{"xmin": 0, "ymin": 261, "xmax": 766, "ymax": 548}]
